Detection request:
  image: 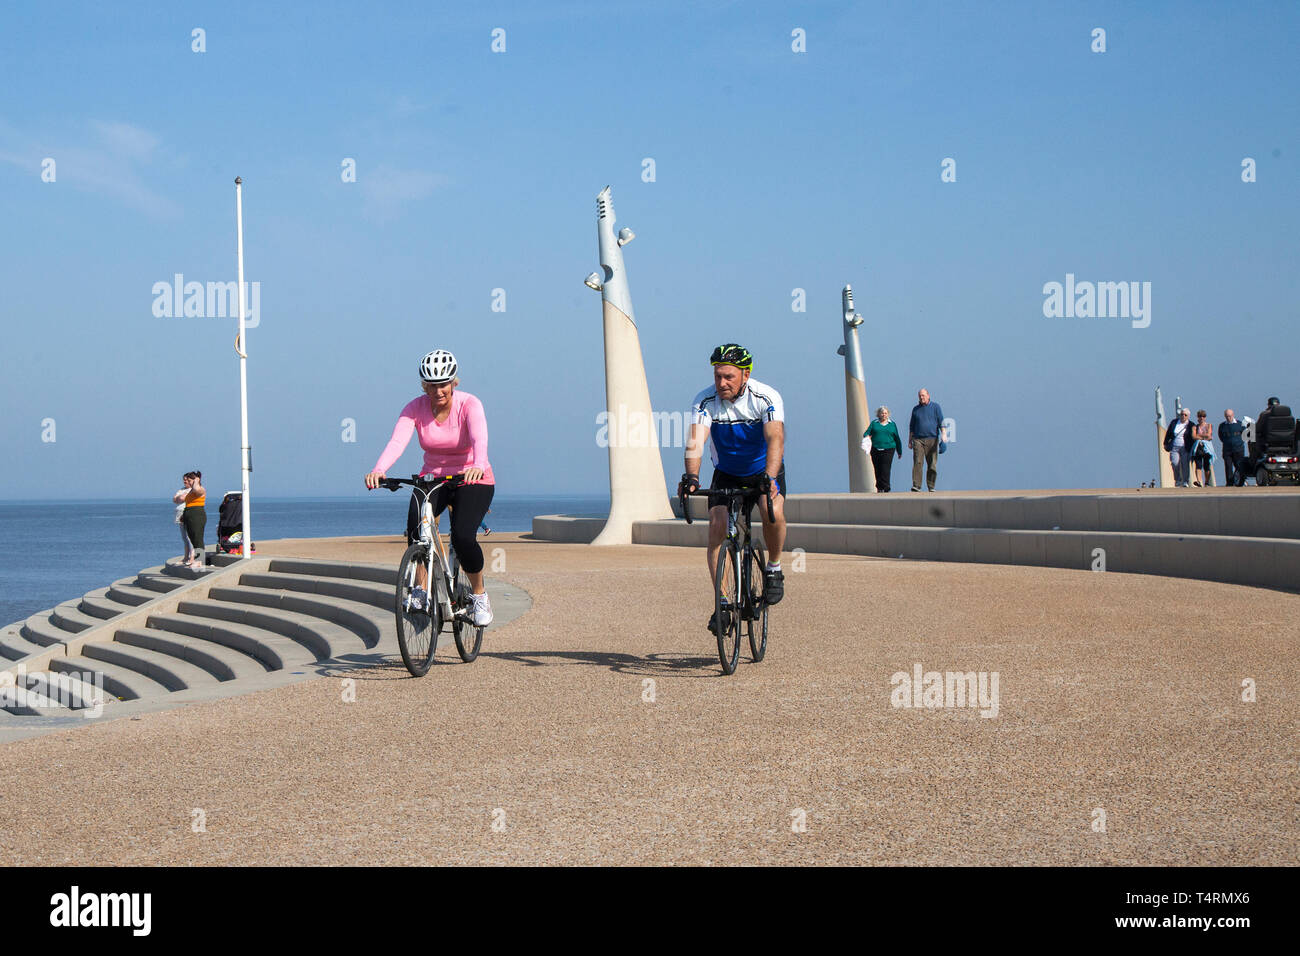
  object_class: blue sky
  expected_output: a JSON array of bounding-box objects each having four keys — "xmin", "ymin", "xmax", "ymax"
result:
[{"xmin": 2, "ymin": 0, "xmax": 1297, "ymax": 499}]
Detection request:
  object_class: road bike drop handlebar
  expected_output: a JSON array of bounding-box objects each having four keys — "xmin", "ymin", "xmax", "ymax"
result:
[{"xmin": 679, "ymin": 485, "xmax": 775, "ymax": 525}]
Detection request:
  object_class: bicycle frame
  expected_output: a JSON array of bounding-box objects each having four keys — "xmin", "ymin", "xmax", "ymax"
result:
[
  {"xmin": 681, "ymin": 485, "xmax": 771, "ymax": 603},
  {"xmin": 400, "ymin": 477, "xmax": 464, "ymax": 626}
]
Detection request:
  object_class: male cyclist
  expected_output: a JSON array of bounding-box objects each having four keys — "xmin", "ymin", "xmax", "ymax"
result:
[{"xmin": 678, "ymin": 343, "xmax": 787, "ymax": 634}]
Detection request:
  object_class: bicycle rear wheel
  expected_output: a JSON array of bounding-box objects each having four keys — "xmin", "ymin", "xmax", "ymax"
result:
[
  {"xmin": 451, "ymin": 560, "xmax": 484, "ymax": 663},
  {"xmin": 714, "ymin": 542, "xmax": 742, "ymax": 674},
  {"xmin": 746, "ymin": 546, "xmax": 769, "ymax": 662},
  {"xmin": 395, "ymin": 543, "xmax": 438, "ymax": 676}
]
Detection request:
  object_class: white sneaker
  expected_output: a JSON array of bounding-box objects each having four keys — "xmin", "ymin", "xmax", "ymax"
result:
[
  {"xmin": 471, "ymin": 591, "xmax": 493, "ymax": 626},
  {"xmin": 405, "ymin": 587, "xmax": 428, "ymax": 613}
]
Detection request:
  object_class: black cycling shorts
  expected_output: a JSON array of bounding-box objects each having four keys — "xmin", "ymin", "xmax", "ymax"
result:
[{"xmin": 708, "ymin": 463, "xmax": 787, "ymax": 511}]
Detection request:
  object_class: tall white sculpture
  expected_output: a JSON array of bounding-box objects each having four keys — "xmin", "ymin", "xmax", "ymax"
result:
[
  {"xmin": 837, "ymin": 285, "xmax": 874, "ymax": 493},
  {"xmin": 583, "ymin": 186, "xmax": 672, "ymax": 545},
  {"xmin": 1155, "ymin": 387, "xmax": 1174, "ymax": 488}
]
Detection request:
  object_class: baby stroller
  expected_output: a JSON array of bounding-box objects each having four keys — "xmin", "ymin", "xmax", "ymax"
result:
[{"xmin": 217, "ymin": 492, "xmax": 255, "ymax": 554}]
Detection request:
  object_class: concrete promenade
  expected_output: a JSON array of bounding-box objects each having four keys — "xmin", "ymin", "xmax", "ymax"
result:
[{"xmin": 1, "ymin": 531, "xmax": 1295, "ymax": 865}]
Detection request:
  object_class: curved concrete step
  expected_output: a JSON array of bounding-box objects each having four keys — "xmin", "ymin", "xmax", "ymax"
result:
[
  {"xmin": 0, "ymin": 625, "xmax": 48, "ymax": 662},
  {"xmin": 20, "ymin": 670, "xmax": 104, "ymax": 710},
  {"xmin": 20, "ymin": 613, "xmax": 68, "ymax": 648},
  {"xmin": 49, "ymin": 601, "xmax": 102, "ymax": 634},
  {"xmin": 236, "ymin": 571, "xmax": 391, "ymax": 610},
  {"xmin": 161, "ymin": 560, "xmax": 216, "ymax": 581},
  {"xmin": 107, "ymin": 578, "xmax": 157, "ymax": 606},
  {"xmin": 114, "ymin": 628, "xmax": 265, "ymax": 683},
  {"xmin": 176, "ymin": 598, "xmax": 368, "ymax": 660},
  {"xmin": 79, "ymin": 589, "xmax": 137, "ymax": 621},
  {"xmin": 81, "ymin": 640, "xmax": 221, "ymax": 693},
  {"xmin": 144, "ymin": 612, "xmax": 316, "ymax": 671},
  {"xmin": 206, "ymin": 585, "xmax": 387, "ymax": 650},
  {"xmin": 2, "ymin": 682, "xmax": 70, "ymax": 716},
  {"xmin": 49, "ymin": 655, "xmax": 171, "ymax": 702},
  {"xmin": 135, "ymin": 568, "xmax": 184, "ymax": 594},
  {"xmin": 267, "ymin": 559, "xmax": 395, "ymax": 586}
]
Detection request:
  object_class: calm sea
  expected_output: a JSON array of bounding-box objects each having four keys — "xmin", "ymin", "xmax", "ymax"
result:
[{"xmin": 0, "ymin": 495, "xmax": 608, "ymax": 627}]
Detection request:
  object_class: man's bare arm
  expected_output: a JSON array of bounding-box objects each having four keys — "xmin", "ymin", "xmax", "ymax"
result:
[
  {"xmin": 684, "ymin": 423, "xmax": 709, "ymax": 484},
  {"xmin": 764, "ymin": 421, "xmax": 785, "ymax": 481}
]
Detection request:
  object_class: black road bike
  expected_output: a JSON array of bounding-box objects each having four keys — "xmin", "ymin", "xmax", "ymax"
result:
[{"xmin": 680, "ymin": 484, "xmax": 775, "ymax": 674}]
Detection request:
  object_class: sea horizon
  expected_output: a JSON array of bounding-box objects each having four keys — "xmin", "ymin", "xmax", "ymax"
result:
[{"xmin": 1, "ymin": 494, "xmax": 611, "ymax": 627}]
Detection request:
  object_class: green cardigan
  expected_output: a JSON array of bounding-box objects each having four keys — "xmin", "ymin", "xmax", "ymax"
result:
[{"xmin": 865, "ymin": 419, "xmax": 902, "ymax": 452}]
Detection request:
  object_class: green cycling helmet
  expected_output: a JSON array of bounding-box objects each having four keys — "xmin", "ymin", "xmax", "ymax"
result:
[{"xmin": 710, "ymin": 343, "xmax": 753, "ymax": 370}]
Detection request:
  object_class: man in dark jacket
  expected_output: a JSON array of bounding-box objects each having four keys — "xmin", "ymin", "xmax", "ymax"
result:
[
  {"xmin": 1163, "ymin": 408, "xmax": 1195, "ymax": 487},
  {"xmin": 1218, "ymin": 409, "xmax": 1247, "ymax": 486}
]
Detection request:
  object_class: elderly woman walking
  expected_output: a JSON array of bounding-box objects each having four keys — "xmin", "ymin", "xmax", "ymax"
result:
[{"xmin": 862, "ymin": 406, "xmax": 904, "ymax": 493}]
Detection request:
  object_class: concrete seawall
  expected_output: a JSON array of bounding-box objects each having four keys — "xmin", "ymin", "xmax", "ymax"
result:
[{"xmin": 533, "ymin": 488, "xmax": 1300, "ymax": 593}]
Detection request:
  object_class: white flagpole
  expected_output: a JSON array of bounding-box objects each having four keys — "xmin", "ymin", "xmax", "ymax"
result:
[{"xmin": 234, "ymin": 177, "xmax": 253, "ymax": 559}]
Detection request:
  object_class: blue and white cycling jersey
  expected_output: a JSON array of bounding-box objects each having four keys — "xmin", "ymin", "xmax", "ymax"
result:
[{"xmin": 689, "ymin": 377, "xmax": 785, "ymax": 476}]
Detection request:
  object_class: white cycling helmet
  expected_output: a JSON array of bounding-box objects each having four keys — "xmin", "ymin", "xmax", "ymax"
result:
[{"xmin": 419, "ymin": 349, "xmax": 458, "ymax": 384}]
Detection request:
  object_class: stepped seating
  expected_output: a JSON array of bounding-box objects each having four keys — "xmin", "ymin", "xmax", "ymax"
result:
[{"xmin": 2, "ymin": 557, "xmax": 402, "ymax": 719}]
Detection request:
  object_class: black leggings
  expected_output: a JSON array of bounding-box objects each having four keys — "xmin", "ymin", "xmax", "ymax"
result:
[
  {"xmin": 870, "ymin": 448, "xmax": 897, "ymax": 492},
  {"xmin": 182, "ymin": 508, "xmax": 206, "ymax": 548},
  {"xmin": 405, "ymin": 483, "xmax": 495, "ymax": 574}
]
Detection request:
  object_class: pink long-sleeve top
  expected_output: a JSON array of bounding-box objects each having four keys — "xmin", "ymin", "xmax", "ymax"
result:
[{"xmin": 372, "ymin": 391, "xmax": 495, "ymax": 484}]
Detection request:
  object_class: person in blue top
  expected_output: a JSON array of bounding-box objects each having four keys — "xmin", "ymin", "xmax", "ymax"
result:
[
  {"xmin": 679, "ymin": 344, "xmax": 787, "ymax": 632},
  {"xmin": 908, "ymin": 388, "xmax": 947, "ymax": 492}
]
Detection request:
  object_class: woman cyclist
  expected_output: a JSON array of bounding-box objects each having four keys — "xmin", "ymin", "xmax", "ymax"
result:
[{"xmin": 364, "ymin": 349, "xmax": 495, "ymax": 625}]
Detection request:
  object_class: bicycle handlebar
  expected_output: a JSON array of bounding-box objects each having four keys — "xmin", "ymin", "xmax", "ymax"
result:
[
  {"xmin": 378, "ymin": 474, "xmax": 465, "ymax": 493},
  {"xmin": 679, "ymin": 486, "xmax": 775, "ymax": 525}
]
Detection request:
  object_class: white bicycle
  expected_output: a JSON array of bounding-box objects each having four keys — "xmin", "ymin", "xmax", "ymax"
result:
[{"xmin": 380, "ymin": 475, "xmax": 484, "ymax": 674}]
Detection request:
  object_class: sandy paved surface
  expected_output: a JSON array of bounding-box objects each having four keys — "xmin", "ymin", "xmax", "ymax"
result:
[{"xmin": 2, "ymin": 533, "xmax": 1296, "ymax": 865}]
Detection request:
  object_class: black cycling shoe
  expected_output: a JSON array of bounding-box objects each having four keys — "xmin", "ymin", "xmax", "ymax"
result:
[
  {"xmin": 763, "ymin": 569, "xmax": 784, "ymax": 605},
  {"xmin": 707, "ymin": 604, "xmax": 733, "ymax": 635}
]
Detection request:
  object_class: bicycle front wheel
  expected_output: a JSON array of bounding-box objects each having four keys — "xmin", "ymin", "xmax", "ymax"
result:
[
  {"xmin": 714, "ymin": 542, "xmax": 742, "ymax": 674},
  {"xmin": 746, "ymin": 546, "xmax": 769, "ymax": 662},
  {"xmin": 395, "ymin": 543, "xmax": 438, "ymax": 676},
  {"xmin": 451, "ymin": 562, "xmax": 484, "ymax": 663}
]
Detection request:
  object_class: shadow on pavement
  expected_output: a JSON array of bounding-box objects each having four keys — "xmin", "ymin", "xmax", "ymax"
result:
[{"xmin": 482, "ymin": 648, "xmax": 722, "ymax": 677}]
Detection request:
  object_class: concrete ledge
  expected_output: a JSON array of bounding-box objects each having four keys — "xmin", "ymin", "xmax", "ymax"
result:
[
  {"xmin": 531, "ymin": 490, "xmax": 1300, "ymax": 593},
  {"xmin": 599, "ymin": 517, "xmax": 1300, "ymax": 594},
  {"xmin": 530, "ymin": 515, "xmax": 608, "ymax": 543},
  {"xmin": 732, "ymin": 490, "xmax": 1300, "ymax": 537}
]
